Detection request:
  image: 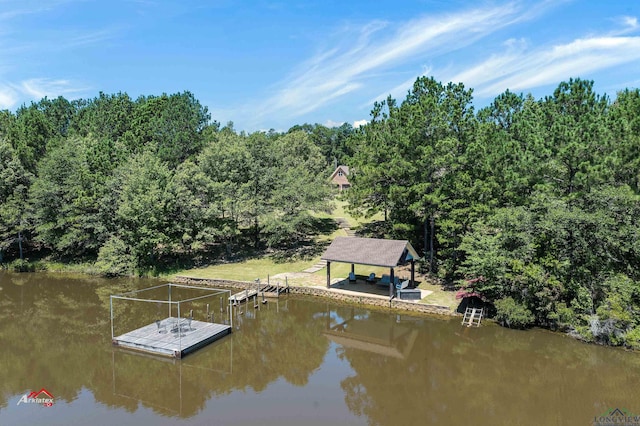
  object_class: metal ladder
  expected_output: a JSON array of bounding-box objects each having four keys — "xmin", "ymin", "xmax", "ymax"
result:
[{"xmin": 462, "ymin": 307, "xmax": 484, "ymax": 327}]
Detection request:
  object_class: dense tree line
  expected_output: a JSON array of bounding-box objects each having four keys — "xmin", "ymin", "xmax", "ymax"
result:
[
  {"xmin": 1, "ymin": 78, "xmax": 638, "ymax": 347},
  {"xmin": 346, "ymin": 77, "xmax": 640, "ymax": 347},
  {"xmin": 0, "ymin": 91, "xmax": 335, "ymax": 274}
]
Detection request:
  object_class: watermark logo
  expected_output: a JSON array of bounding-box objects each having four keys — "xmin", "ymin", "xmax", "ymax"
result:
[
  {"xmin": 17, "ymin": 388, "xmax": 54, "ymax": 407},
  {"xmin": 594, "ymin": 408, "xmax": 640, "ymax": 426}
]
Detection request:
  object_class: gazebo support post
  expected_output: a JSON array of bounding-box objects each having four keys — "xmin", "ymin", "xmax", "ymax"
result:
[
  {"xmin": 389, "ymin": 268, "xmax": 395, "ymax": 298},
  {"xmin": 326, "ymin": 261, "xmax": 331, "ymax": 289},
  {"xmin": 410, "ymin": 260, "xmax": 415, "ymax": 288}
]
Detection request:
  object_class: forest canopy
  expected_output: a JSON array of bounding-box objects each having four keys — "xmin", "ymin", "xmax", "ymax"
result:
[
  {"xmin": 345, "ymin": 77, "xmax": 640, "ymax": 347},
  {"xmin": 0, "ymin": 79, "xmax": 639, "ymax": 347}
]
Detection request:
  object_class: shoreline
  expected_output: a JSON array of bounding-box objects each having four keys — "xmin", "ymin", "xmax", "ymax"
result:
[{"xmin": 173, "ymin": 275, "xmax": 458, "ymax": 318}]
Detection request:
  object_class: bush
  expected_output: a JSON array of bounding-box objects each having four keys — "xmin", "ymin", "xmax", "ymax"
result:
[
  {"xmin": 95, "ymin": 237, "xmax": 137, "ymax": 277},
  {"xmin": 624, "ymin": 327, "xmax": 640, "ymax": 350},
  {"xmin": 8, "ymin": 259, "xmax": 35, "ymax": 272},
  {"xmin": 494, "ymin": 297, "xmax": 535, "ymax": 329}
]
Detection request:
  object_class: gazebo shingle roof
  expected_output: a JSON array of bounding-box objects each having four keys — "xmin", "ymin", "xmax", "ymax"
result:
[{"xmin": 321, "ymin": 237, "xmax": 418, "ymax": 268}]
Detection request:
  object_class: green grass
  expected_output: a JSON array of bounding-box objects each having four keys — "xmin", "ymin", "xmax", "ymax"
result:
[
  {"xmin": 172, "ymin": 196, "xmax": 458, "ymax": 310},
  {"xmin": 171, "ymin": 256, "xmax": 313, "ymax": 282},
  {"xmin": 312, "ymin": 199, "xmax": 381, "ymax": 228},
  {"xmin": 418, "ymin": 282, "xmax": 458, "ymax": 308},
  {"xmin": 327, "ymin": 198, "xmax": 384, "ymax": 228}
]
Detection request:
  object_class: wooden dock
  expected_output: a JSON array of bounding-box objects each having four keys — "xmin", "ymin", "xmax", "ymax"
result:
[
  {"xmin": 112, "ymin": 317, "xmax": 231, "ymax": 358},
  {"xmin": 229, "ymin": 284, "xmax": 289, "ymax": 304},
  {"xmin": 229, "ymin": 289, "xmax": 258, "ymax": 303}
]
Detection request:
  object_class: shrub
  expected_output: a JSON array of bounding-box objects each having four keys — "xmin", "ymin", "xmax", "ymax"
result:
[
  {"xmin": 95, "ymin": 237, "xmax": 136, "ymax": 277},
  {"xmin": 8, "ymin": 259, "xmax": 35, "ymax": 272},
  {"xmin": 494, "ymin": 297, "xmax": 535, "ymax": 329},
  {"xmin": 624, "ymin": 327, "xmax": 640, "ymax": 350}
]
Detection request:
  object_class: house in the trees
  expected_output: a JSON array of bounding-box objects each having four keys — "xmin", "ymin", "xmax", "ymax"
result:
[{"xmin": 330, "ymin": 165, "xmax": 350, "ymax": 191}]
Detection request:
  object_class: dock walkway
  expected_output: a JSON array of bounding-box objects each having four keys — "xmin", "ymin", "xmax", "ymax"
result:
[
  {"xmin": 229, "ymin": 289, "xmax": 258, "ymax": 303},
  {"xmin": 229, "ymin": 284, "xmax": 289, "ymax": 303}
]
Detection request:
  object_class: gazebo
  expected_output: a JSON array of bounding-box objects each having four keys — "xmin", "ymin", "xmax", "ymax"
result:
[{"xmin": 321, "ymin": 237, "xmax": 419, "ymax": 298}]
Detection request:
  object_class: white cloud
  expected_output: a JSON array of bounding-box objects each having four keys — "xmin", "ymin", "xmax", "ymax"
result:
[
  {"xmin": 445, "ymin": 35, "xmax": 640, "ymax": 98},
  {"xmin": 353, "ymin": 119, "xmax": 368, "ymax": 128},
  {"xmin": 62, "ymin": 28, "xmax": 118, "ymax": 48},
  {"xmin": 0, "ymin": 85, "xmax": 18, "ymax": 108},
  {"xmin": 250, "ymin": 1, "xmax": 543, "ymax": 127},
  {"xmin": 18, "ymin": 78, "xmax": 89, "ymax": 100},
  {"xmin": 622, "ymin": 16, "xmax": 638, "ymax": 29},
  {"xmin": 611, "ymin": 15, "xmax": 639, "ymax": 35},
  {"xmin": 324, "ymin": 119, "xmax": 345, "ymax": 128}
]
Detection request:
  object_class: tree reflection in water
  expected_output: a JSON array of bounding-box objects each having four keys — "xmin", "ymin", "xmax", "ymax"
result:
[{"xmin": 1, "ymin": 272, "xmax": 640, "ymax": 426}]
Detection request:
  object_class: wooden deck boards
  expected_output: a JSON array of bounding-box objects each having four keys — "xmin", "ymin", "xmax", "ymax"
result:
[
  {"xmin": 113, "ymin": 317, "xmax": 231, "ymax": 358},
  {"xmin": 229, "ymin": 289, "xmax": 258, "ymax": 303}
]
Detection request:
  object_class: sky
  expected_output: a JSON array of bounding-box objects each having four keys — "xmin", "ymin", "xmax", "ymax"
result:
[{"xmin": 0, "ymin": 0, "xmax": 639, "ymax": 132}]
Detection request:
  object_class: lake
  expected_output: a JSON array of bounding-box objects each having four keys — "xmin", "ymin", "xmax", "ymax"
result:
[{"xmin": 0, "ymin": 271, "xmax": 638, "ymax": 425}]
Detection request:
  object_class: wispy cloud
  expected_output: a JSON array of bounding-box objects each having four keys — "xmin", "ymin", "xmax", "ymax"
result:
[
  {"xmin": 60, "ymin": 28, "xmax": 119, "ymax": 48},
  {"xmin": 248, "ymin": 1, "xmax": 550, "ymax": 127},
  {"xmin": 0, "ymin": 2, "xmax": 57, "ymax": 21},
  {"xmin": 0, "ymin": 1, "xmax": 112, "ymax": 108},
  {"xmin": 0, "ymin": 0, "xmax": 85, "ymax": 25},
  {"xmin": 15, "ymin": 78, "xmax": 89, "ymax": 100},
  {"xmin": 446, "ymin": 35, "xmax": 640, "ymax": 98},
  {"xmin": 611, "ymin": 15, "xmax": 639, "ymax": 35},
  {"xmin": 0, "ymin": 84, "xmax": 18, "ymax": 109}
]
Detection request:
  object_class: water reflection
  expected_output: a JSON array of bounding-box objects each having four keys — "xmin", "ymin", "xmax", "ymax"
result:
[
  {"xmin": 331, "ymin": 310, "xmax": 640, "ymax": 426},
  {"xmin": 110, "ymin": 342, "xmax": 233, "ymax": 417},
  {"xmin": 1, "ymin": 271, "xmax": 640, "ymax": 426},
  {"xmin": 324, "ymin": 306, "xmax": 418, "ymax": 359}
]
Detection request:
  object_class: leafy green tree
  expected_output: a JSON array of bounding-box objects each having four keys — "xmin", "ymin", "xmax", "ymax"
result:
[
  {"xmin": 262, "ymin": 130, "xmax": 331, "ymax": 246},
  {"xmin": 494, "ymin": 296, "xmax": 535, "ymax": 329},
  {"xmin": 347, "ymin": 77, "xmax": 477, "ymax": 275},
  {"xmin": 346, "ymin": 97, "xmax": 402, "ymax": 223},
  {"xmin": 9, "ymin": 104, "xmax": 55, "ymax": 172},
  {"xmin": 164, "ymin": 159, "xmax": 229, "ymax": 253},
  {"xmin": 0, "ymin": 138, "xmax": 32, "ymax": 258},
  {"xmin": 94, "ymin": 236, "xmax": 136, "ymax": 276},
  {"xmin": 71, "ymin": 92, "xmax": 135, "ymax": 142},
  {"xmin": 36, "ymin": 96, "xmax": 76, "ymax": 138},
  {"xmin": 540, "ymin": 78, "xmax": 611, "ymax": 195},
  {"xmin": 29, "ymin": 136, "xmax": 119, "ymax": 256},
  {"xmin": 122, "ymin": 91, "xmax": 210, "ymax": 166},
  {"xmin": 288, "ymin": 122, "xmax": 354, "ymax": 165},
  {"xmin": 197, "ymin": 129, "xmax": 251, "ymax": 252},
  {"xmin": 608, "ymin": 88, "xmax": 640, "ymax": 192},
  {"xmin": 460, "ymin": 184, "xmax": 640, "ymax": 337},
  {"xmin": 110, "ymin": 151, "xmax": 174, "ymax": 268}
]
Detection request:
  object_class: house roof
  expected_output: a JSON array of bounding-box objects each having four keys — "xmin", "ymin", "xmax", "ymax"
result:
[
  {"xmin": 321, "ymin": 237, "xmax": 419, "ymax": 268},
  {"xmin": 329, "ymin": 165, "xmax": 349, "ymax": 179}
]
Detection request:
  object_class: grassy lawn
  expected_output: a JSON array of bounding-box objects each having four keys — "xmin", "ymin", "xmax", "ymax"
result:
[
  {"xmin": 418, "ymin": 282, "xmax": 459, "ymax": 308},
  {"xmin": 170, "ymin": 257, "xmax": 313, "ymax": 281},
  {"xmin": 313, "ymin": 198, "xmax": 383, "ymax": 229},
  {"xmin": 176, "ymin": 198, "xmax": 380, "ymax": 281},
  {"xmin": 173, "ymin": 196, "xmax": 458, "ymax": 310}
]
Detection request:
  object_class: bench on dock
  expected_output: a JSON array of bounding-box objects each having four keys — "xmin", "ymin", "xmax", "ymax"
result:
[
  {"xmin": 396, "ymin": 280, "xmax": 410, "ymax": 290},
  {"xmin": 378, "ymin": 275, "xmax": 400, "ymax": 287}
]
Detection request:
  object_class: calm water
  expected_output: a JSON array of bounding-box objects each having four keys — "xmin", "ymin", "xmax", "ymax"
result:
[{"xmin": 0, "ymin": 271, "xmax": 639, "ymax": 426}]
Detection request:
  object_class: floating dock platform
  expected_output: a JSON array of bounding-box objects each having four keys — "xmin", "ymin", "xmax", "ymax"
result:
[{"xmin": 112, "ymin": 317, "xmax": 231, "ymax": 358}]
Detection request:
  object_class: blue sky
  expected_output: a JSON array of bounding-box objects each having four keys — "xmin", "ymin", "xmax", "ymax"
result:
[{"xmin": 1, "ymin": 0, "xmax": 639, "ymax": 131}]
